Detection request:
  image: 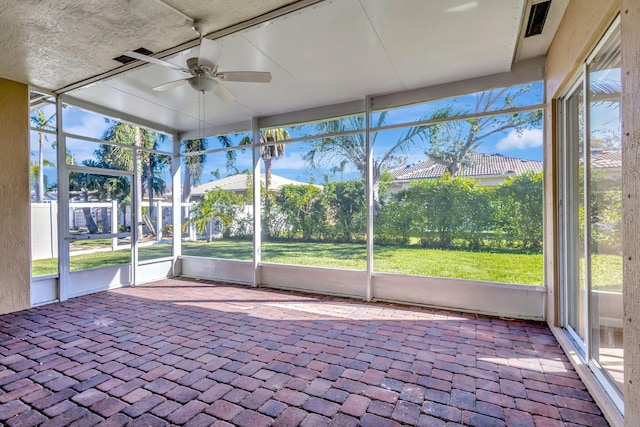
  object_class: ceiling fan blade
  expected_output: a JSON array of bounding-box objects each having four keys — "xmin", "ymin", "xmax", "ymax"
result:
[
  {"xmin": 152, "ymin": 79, "xmax": 188, "ymax": 91},
  {"xmin": 216, "ymin": 71, "xmax": 272, "ymax": 83},
  {"xmin": 198, "ymin": 38, "xmax": 223, "ymax": 69},
  {"xmin": 124, "ymin": 51, "xmax": 188, "ymax": 72},
  {"xmin": 213, "ymin": 83, "xmax": 236, "ymax": 102}
]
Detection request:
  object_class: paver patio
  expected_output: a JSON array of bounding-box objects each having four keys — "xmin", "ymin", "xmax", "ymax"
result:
[{"xmin": 0, "ymin": 278, "xmax": 608, "ymax": 426}]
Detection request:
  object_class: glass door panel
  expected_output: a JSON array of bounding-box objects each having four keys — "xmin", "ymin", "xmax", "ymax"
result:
[
  {"xmin": 587, "ymin": 29, "xmax": 623, "ymax": 393},
  {"xmin": 564, "ymin": 82, "xmax": 586, "ymax": 345}
]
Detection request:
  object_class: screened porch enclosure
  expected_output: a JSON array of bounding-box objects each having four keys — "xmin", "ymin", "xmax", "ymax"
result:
[
  {"xmin": 31, "ymin": 71, "xmax": 547, "ymax": 322},
  {"xmin": 27, "ymin": 0, "xmax": 558, "ymax": 320}
]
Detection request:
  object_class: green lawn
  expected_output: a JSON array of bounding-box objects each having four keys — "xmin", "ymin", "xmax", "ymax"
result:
[
  {"xmin": 32, "ymin": 244, "xmax": 173, "ymax": 277},
  {"xmin": 33, "ymin": 239, "xmax": 549, "ymax": 286}
]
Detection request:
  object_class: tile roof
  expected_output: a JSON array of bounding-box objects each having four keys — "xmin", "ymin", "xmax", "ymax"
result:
[
  {"xmin": 191, "ymin": 173, "xmax": 318, "ymax": 195},
  {"xmin": 589, "ymin": 149, "xmax": 622, "ymax": 169},
  {"xmin": 389, "ymin": 153, "xmax": 543, "ymax": 181}
]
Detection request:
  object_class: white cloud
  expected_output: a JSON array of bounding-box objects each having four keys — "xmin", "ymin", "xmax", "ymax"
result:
[{"xmin": 495, "ymin": 129, "xmax": 543, "ymax": 151}]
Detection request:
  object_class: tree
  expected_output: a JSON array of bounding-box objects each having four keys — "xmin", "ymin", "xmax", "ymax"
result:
[
  {"xmin": 30, "ymin": 109, "xmax": 56, "ymax": 202},
  {"xmin": 494, "ymin": 171, "xmax": 543, "ymax": 249},
  {"xmin": 402, "ymin": 175, "xmax": 485, "ymax": 249},
  {"xmin": 68, "ymin": 164, "xmax": 104, "ymax": 234},
  {"xmin": 185, "ymin": 188, "xmax": 243, "ymax": 242},
  {"xmin": 401, "ymin": 85, "xmax": 542, "ymax": 176},
  {"xmin": 100, "ymin": 122, "xmax": 164, "ymax": 236},
  {"xmin": 182, "ymin": 137, "xmax": 207, "ymax": 218},
  {"xmin": 182, "ymin": 135, "xmax": 235, "ymax": 204},
  {"xmin": 323, "ymin": 179, "xmax": 366, "ymax": 242},
  {"xmin": 239, "ymin": 128, "xmax": 291, "ymax": 191},
  {"xmin": 276, "ymin": 184, "xmax": 324, "ymax": 240},
  {"xmin": 30, "ymin": 159, "xmax": 55, "ymax": 199},
  {"xmin": 304, "ymin": 113, "xmax": 408, "ymax": 217}
]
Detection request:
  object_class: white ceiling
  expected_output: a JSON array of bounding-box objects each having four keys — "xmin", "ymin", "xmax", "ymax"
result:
[{"xmin": 4, "ymin": 0, "xmax": 568, "ymax": 138}]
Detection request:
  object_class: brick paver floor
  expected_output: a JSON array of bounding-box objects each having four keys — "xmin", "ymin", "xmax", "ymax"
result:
[{"xmin": 0, "ymin": 278, "xmax": 609, "ymax": 426}]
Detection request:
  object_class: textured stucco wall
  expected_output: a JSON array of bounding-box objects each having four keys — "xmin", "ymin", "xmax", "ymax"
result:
[
  {"xmin": 544, "ymin": 0, "xmax": 618, "ymax": 325},
  {"xmin": 0, "ymin": 78, "xmax": 30, "ymax": 314},
  {"xmin": 621, "ymin": 2, "xmax": 640, "ymax": 425}
]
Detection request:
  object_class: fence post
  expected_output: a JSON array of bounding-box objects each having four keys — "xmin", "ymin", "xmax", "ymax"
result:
[
  {"xmin": 111, "ymin": 200, "xmax": 118, "ymax": 251},
  {"xmin": 156, "ymin": 201, "xmax": 162, "ymax": 242},
  {"xmin": 50, "ymin": 201, "xmax": 58, "ymax": 259}
]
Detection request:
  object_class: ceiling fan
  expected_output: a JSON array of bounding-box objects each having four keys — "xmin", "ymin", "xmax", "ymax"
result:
[{"xmin": 123, "ymin": 20, "xmax": 271, "ymax": 102}]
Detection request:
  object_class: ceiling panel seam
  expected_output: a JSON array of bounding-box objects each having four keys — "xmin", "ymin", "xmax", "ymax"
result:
[{"xmin": 356, "ymin": 0, "xmax": 406, "ymax": 92}]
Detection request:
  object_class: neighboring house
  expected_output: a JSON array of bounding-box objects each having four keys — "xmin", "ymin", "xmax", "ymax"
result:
[
  {"xmin": 190, "ymin": 173, "xmax": 320, "ymax": 199},
  {"xmin": 388, "ymin": 153, "xmax": 543, "ymax": 193},
  {"xmin": 589, "ymin": 149, "xmax": 622, "ymax": 187}
]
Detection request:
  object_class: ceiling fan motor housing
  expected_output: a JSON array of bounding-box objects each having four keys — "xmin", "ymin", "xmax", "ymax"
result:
[{"xmin": 188, "ymin": 75, "xmax": 218, "ymax": 93}]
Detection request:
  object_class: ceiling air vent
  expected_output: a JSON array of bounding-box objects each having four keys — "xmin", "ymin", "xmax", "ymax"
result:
[
  {"xmin": 525, "ymin": 0, "xmax": 551, "ymax": 38},
  {"xmin": 113, "ymin": 47, "xmax": 153, "ymax": 64}
]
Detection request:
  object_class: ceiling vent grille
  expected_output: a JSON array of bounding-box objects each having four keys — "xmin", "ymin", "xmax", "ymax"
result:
[
  {"xmin": 113, "ymin": 47, "xmax": 154, "ymax": 64},
  {"xmin": 525, "ymin": 1, "xmax": 551, "ymax": 38}
]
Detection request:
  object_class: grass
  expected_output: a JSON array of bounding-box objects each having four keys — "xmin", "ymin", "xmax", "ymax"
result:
[
  {"xmin": 32, "ymin": 243, "xmax": 173, "ymax": 276},
  {"xmin": 589, "ymin": 254, "xmax": 623, "ymax": 291},
  {"xmin": 33, "ymin": 239, "xmax": 549, "ymax": 286}
]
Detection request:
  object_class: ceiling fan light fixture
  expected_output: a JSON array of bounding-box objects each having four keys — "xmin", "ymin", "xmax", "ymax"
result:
[{"xmin": 188, "ymin": 75, "xmax": 218, "ymax": 93}]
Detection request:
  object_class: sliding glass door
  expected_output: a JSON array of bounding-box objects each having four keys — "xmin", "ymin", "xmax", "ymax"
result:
[{"xmin": 559, "ymin": 18, "xmax": 623, "ymax": 411}]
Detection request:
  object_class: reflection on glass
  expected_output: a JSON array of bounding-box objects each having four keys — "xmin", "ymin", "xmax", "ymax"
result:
[
  {"xmin": 588, "ymin": 29, "xmax": 623, "ymax": 393},
  {"xmin": 372, "ymin": 109, "xmax": 544, "ymax": 285}
]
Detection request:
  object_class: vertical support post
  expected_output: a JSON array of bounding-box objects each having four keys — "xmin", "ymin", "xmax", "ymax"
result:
[
  {"xmin": 252, "ymin": 117, "xmax": 262, "ymax": 288},
  {"xmin": 111, "ymin": 200, "xmax": 118, "ymax": 251},
  {"xmin": 131, "ymin": 149, "xmax": 138, "ymax": 286},
  {"xmin": 56, "ymin": 96, "xmax": 70, "ymax": 301},
  {"xmin": 365, "ymin": 95, "xmax": 373, "ymax": 302},
  {"xmin": 171, "ymin": 134, "xmax": 182, "ymax": 274}
]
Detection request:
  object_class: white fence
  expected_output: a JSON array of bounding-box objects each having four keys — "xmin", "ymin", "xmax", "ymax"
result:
[{"xmin": 31, "ymin": 201, "xmax": 175, "ymax": 260}]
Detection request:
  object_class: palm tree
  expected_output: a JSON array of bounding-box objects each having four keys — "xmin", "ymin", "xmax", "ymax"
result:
[
  {"xmin": 184, "ymin": 189, "xmax": 236, "ymax": 242},
  {"xmin": 182, "ymin": 138, "xmax": 207, "ymax": 206},
  {"xmin": 182, "ymin": 135, "xmax": 236, "ymax": 204},
  {"xmin": 101, "ymin": 122, "xmax": 162, "ymax": 236},
  {"xmin": 68, "ymin": 162, "xmax": 105, "ymax": 234},
  {"xmin": 330, "ymin": 159, "xmax": 349, "ymax": 181},
  {"xmin": 240, "ymin": 128, "xmax": 291, "ymax": 191},
  {"xmin": 304, "ymin": 112, "xmax": 405, "ymax": 217},
  {"xmin": 30, "ymin": 109, "xmax": 56, "ymax": 202},
  {"xmin": 30, "ymin": 159, "xmax": 55, "ymax": 200}
]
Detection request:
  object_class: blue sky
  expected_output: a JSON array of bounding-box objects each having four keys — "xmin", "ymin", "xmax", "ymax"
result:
[{"xmin": 32, "ymin": 82, "xmax": 549, "ymax": 190}]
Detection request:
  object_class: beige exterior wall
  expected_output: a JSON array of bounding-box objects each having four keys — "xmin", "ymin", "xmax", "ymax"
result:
[{"xmin": 0, "ymin": 78, "xmax": 31, "ymax": 314}]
